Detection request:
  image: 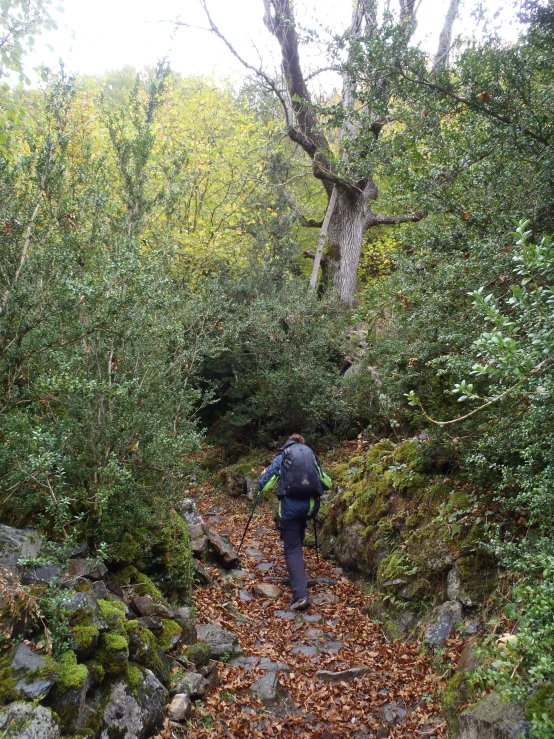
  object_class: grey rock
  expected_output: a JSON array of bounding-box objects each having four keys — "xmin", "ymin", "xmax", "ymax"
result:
[
  {"xmin": 66, "ymin": 558, "xmax": 107, "ymax": 580},
  {"xmin": 198, "ymin": 661, "xmax": 219, "ymax": 691},
  {"xmin": 256, "ymin": 562, "xmax": 273, "ymax": 572},
  {"xmin": 196, "ymin": 623, "xmax": 242, "ymax": 660},
  {"xmin": 61, "ymin": 592, "xmax": 108, "ymax": 630},
  {"xmin": 239, "ymin": 589, "xmax": 252, "ymax": 602},
  {"xmin": 180, "ymin": 498, "xmax": 204, "ymax": 527},
  {"xmin": 303, "ymin": 614, "xmax": 323, "ymax": 623},
  {"xmin": 130, "ymin": 596, "xmax": 173, "ymax": 619},
  {"xmin": 333, "ymin": 522, "xmax": 365, "ymax": 571},
  {"xmin": 323, "ymin": 641, "xmax": 344, "ymax": 654},
  {"xmin": 316, "ymin": 666, "xmax": 370, "ymax": 683},
  {"xmin": 11, "ymin": 643, "xmax": 57, "ymax": 700},
  {"xmin": 167, "ymin": 693, "xmax": 192, "ymax": 722},
  {"xmin": 139, "ymin": 616, "xmax": 163, "ymax": 633},
  {"xmin": 380, "ymin": 703, "xmax": 407, "ymax": 722},
  {"xmin": 253, "ymin": 583, "xmax": 282, "ymax": 599},
  {"xmin": 99, "ymin": 668, "xmax": 168, "ymax": 739},
  {"xmin": 173, "ymin": 607, "xmax": 197, "ymax": 645},
  {"xmin": 258, "ymin": 658, "xmax": 291, "ymax": 674},
  {"xmin": 70, "ymin": 542, "xmax": 88, "ymax": 558},
  {"xmin": 312, "ymin": 593, "xmax": 338, "ymax": 606},
  {"xmin": 275, "ymin": 610, "xmax": 295, "ymax": 621},
  {"xmin": 425, "ymin": 601, "xmax": 463, "ymax": 647},
  {"xmin": 203, "ymin": 526, "xmax": 239, "ymax": 569},
  {"xmin": 172, "ymin": 672, "xmax": 207, "ymax": 698},
  {"xmin": 0, "ymin": 525, "xmax": 42, "ymax": 576},
  {"xmin": 457, "ymin": 643, "xmax": 479, "ymax": 673},
  {"xmin": 458, "ymin": 692, "xmax": 530, "ymax": 739},
  {"xmin": 49, "ymin": 674, "xmax": 91, "ymax": 735},
  {"xmin": 21, "ymin": 565, "xmax": 61, "ymax": 585},
  {"xmin": 447, "ymin": 556, "xmax": 496, "ymax": 606},
  {"xmin": 291, "ymin": 645, "xmax": 318, "ymax": 657},
  {"xmin": 0, "ymin": 702, "xmax": 60, "ymax": 739},
  {"xmin": 397, "ymin": 610, "xmax": 418, "ymax": 634},
  {"xmin": 192, "ymin": 560, "xmax": 212, "ymax": 585},
  {"xmin": 465, "ymin": 620, "xmax": 480, "ymax": 635},
  {"xmin": 249, "ymin": 673, "xmax": 289, "ymax": 707},
  {"xmin": 245, "ymin": 476, "xmax": 257, "ymax": 501},
  {"xmin": 244, "ymin": 548, "xmax": 264, "ymax": 560},
  {"xmin": 382, "ymin": 578, "xmax": 408, "ymax": 590},
  {"xmin": 92, "ymin": 580, "xmax": 108, "ymax": 600}
]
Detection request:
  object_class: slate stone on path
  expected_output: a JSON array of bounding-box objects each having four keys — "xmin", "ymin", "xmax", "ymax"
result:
[
  {"xmin": 303, "ymin": 613, "xmax": 323, "ymax": 623},
  {"xmin": 323, "ymin": 641, "xmax": 344, "ymax": 654},
  {"xmin": 258, "ymin": 658, "xmax": 292, "ymax": 674},
  {"xmin": 253, "ymin": 528, "xmax": 273, "ymax": 536},
  {"xmin": 316, "ymin": 666, "xmax": 371, "ymax": 683},
  {"xmin": 229, "ymin": 656, "xmax": 259, "ymax": 671},
  {"xmin": 203, "ymin": 525, "xmax": 239, "ymax": 569},
  {"xmin": 291, "ymin": 644, "xmax": 318, "ymax": 657},
  {"xmin": 196, "ymin": 623, "xmax": 242, "ymax": 660},
  {"xmin": 312, "ymin": 593, "xmax": 339, "ymax": 606},
  {"xmin": 249, "ymin": 673, "xmax": 289, "ymax": 707},
  {"xmin": 239, "ymin": 589, "xmax": 252, "ymax": 602},
  {"xmin": 381, "ymin": 703, "xmax": 407, "ymax": 723},
  {"xmin": 275, "ymin": 610, "xmax": 295, "ymax": 621},
  {"xmin": 244, "ymin": 548, "xmax": 264, "ymax": 561},
  {"xmin": 256, "ymin": 562, "xmax": 274, "ymax": 572},
  {"xmin": 253, "ymin": 583, "xmax": 282, "ymax": 599},
  {"xmin": 307, "ymin": 578, "xmax": 339, "ymax": 587}
]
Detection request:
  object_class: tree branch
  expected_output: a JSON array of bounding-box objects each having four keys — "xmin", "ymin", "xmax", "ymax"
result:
[
  {"xmin": 368, "ymin": 209, "xmax": 427, "ymax": 228},
  {"xmin": 189, "ymin": 1, "xmax": 293, "ymax": 128},
  {"xmin": 280, "ymin": 187, "xmax": 323, "ymax": 227},
  {"xmin": 412, "ymin": 357, "xmax": 552, "ymax": 427}
]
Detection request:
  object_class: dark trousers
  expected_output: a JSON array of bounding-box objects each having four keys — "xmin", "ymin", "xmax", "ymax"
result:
[{"xmin": 279, "ymin": 517, "xmax": 308, "ymax": 601}]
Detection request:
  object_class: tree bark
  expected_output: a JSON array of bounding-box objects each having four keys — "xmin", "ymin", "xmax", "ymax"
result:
[
  {"xmin": 433, "ymin": 0, "xmax": 461, "ymax": 72},
  {"xmin": 308, "ymin": 186, "xmax": 337, "ymax": 293}
]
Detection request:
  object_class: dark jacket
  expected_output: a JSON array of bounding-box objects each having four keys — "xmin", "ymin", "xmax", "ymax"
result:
[{"xmin": 257, "ymin": 440, "xmax": 331, "ymax": 521}]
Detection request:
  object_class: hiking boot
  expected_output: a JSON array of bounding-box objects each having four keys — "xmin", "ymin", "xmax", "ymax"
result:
[{"xmin": 290, "ymin": 596, "xmax": 310, "ymax": 612}]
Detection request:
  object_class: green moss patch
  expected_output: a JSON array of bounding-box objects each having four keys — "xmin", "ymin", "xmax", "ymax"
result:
[
  {"xmin": 72, "ymin": 625, "xmax": 99, "ymax": 652},
  {"xmin": 526, "ymin": 684, "xmax": 554, "ymax": 722},
  {"xmin": 184, "ymin": 642, "xmax": 211, "ymax": 668},
  {"xmin": 156, "ymin": 619, "xmax": 182, "ymax": 652},
  {"xmin": 53, "ymin": 651, "xmax": 88, "ymax": 694},
  {"xmin": 96, "ymin": 632, "xmax": 129, "ymax": 676}
]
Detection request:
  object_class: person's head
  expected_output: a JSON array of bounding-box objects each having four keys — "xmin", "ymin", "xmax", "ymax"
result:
[{"xmin": 288, "ymin": 433, "xmax": 305, "ymax": 445}]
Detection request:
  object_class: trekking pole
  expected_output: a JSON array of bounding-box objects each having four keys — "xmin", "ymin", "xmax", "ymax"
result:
[
  {"xmin": 237, "ymin": 491, "xmax": 262, "ymax": 557},
  {"xmin": 313, "ymin": 517, "xmax": 319, "ymax": 562}
]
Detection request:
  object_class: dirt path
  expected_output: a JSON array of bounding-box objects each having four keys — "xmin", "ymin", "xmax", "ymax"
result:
[{"xmin": 188, "ymin": 494, "xmax": 446, "ymax": 739}]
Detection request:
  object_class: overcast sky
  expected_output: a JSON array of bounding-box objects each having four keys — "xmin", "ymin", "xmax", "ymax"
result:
[{"xmin": 28, "ymin": 0, "xmax": 518, "ymax": 84}]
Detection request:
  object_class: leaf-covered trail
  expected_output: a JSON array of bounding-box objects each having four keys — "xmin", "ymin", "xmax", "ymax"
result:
[{"xmin": 189, "ymin": 493, "xmax": 446, "ymax": 739}]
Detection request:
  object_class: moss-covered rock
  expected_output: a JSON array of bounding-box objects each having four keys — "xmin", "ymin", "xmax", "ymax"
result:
[
  {"xmin": 156, "ymin": 619, "xmax": 182, "ymax": 652},
  {"xmin": 71, "ymin": 625, "xmax": 99, "ymax": 657},
  {"xmin": 97, "ymin": 599, "xmax": 127, "ymax": 631},
  {"xmin": 443, "ymin": 671, "xmax": 474, "ymax": 734},
  {"xmin": 525, "ymin": 684, "xmax": 554, "ymax": 723},
  {"xmin": 112, "ymin": 566, "xmax": 167, "ymax": 605},
  {"xmin": 184, "ymin": 642, "xmax": 211, "ymax": 669},
  {"xmin": 52, "ymin": 651, "xmax": 88, "ymax": 694},
  {"xmin": 124, "ymin": 620, "xmax": 170, "ymax": 685},
  {"xmin": 96, "ymin": 632, "xmax": 129, "ymax": 677}
]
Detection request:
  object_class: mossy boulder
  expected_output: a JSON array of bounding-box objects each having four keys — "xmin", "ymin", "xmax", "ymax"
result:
[
  {"xmin": 124, "ymin": 620, "xmax": 171, "ymax": 685},
  {"xmin": 96, "ymin": 632, "xmax": 129, "ymax": 677},
  {"xmin": 184, "ymin": 642, "xmax": 212, "ymax": 669},
  {"xmin": 447, "ymin": 554, "xmax": 497, "ymax": 606}
]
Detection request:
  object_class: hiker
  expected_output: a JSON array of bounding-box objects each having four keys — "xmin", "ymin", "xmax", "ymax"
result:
[{"xmin": 258, "ymin": 434, "xmax": 331, "ymax": 611}]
